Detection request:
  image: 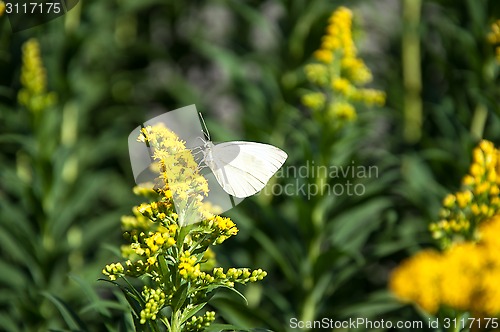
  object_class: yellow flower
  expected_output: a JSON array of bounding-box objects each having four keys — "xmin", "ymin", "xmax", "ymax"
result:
[
  {"xmin": 178, "ymin": 251, "xmax": 201, "ymax": 280},
  {"xmin": 301, "ymin": 92, "xmax": 325, "ymax": 111},
  {"xmin": 314, "ymin": 49, "xmax": 333, "ymax": 63},
  {"xmin": 331, "ymin": 78, "xmax": 353, "ymax": 96},
  {"xmin": 455, "ymin": 190, "xmax": 472, "ymax": 208},
  {"xmin": 392, "ymin": 213, "xmax": 500, "ymax": 316},
  {"xmin": 389, "ymin": 250, "xmax": 442, "ymax": 314},
  {"xmin": 18, "ymin": 39, "xmax": 57, "ymax": 113},
  {"xmin": 442, "ymin": 194, "xmax": 456, "ymax": 208},
  {"xmin": 303, "ymin": 6, "xmax": 385, "ymax": 123},
  {"xmin": 102, "ymin": 263, "xmax": 125, "ymax": 281},
  {"xmin": 328, "ymin": 102, "xmax": 356, "ymax": 121},
  {"xmin": 438, "ymin": 243, "xmax": 481, "ymax": 310},
  {"xmin": 341, "ymin": 57, "xmax": 372, "ymax": 84},
  {"xmin": 392, "ymin": 141, "xmax": 500, "ymax": 316},
  {"xmin": 488, "ymin": 20, "xmax": 500, "ymax": 63},
  {"xmin": 431, "ymin": 141, "xmax": 500, "ymax": 244},
  {"xmin": 140, "ymin": 124, "xmax": 212, "ymax": 226},
  {"xmin": 304, "ymin": 64, "xmax": 329, "ymax": 86},
  {"xmin": 0, "ymin": 1, "xmax": 5, "ymax": 16},
  {"xmin": 354, "ymin": 89, "xmax": 386, "ymax": 106},
  {"xmin": 104, "ymin": 125, "xmax": 266, "ymax": 329}
]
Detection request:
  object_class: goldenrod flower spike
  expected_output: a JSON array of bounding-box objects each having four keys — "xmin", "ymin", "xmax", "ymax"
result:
[
  {"xmin": 302, "ymin": 6, "xmax": 385, "ymax": 124},
  {"xmin": 139, "ymin": 124, "xmax": 211, "ymax": 226},
  {"xmin": 18, "ymin": 39, "xmax": 57, "ymax": 113},
  {"xmin": 429, "ymin": 140, "xmax": 500, "ymax": 246}
]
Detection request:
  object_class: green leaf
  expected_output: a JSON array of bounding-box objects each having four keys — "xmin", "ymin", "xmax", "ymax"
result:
[
  {"xmin": 172, "ymin": 282, "xmax": 189, "ymax": 313},
  {"xmin": 0, "ymin": 258, "xmax": 27, "ymax": 289},
  {"xmin": 100, "ymin": 278, "xmax": 144, "ymax": 319},
  {"xmin": 0, "ymin": 312, "xmax": 20, "ymax": 332},
  {"xmin": 41, "ymin": 292, "xmax": 88, "ymax": 331},
  {"xmin": 211, "ymin": 285, "xmax": 248, "ymax": 306},
  {"xmin": 251, "ymin": 229, "xmax": 296, "ymax": 283},
  {"xmin": 179, "ymin": 302, "xmax": 207, "ymax": 325},
  {"xmin": 69, "ymin": 275, "xmax": 112, "ymax": 318},
  {"xmin": 327, "ymin": 198, "xmax": 392, "ymax": 253},
  {"xmin": 336, "ymin": 291, "xmax": 404, "ymax": 318}
]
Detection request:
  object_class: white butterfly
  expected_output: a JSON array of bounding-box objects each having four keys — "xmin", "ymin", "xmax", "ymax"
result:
[{"xmin": 201, "ymin": 140, "xmax": 288, "ymax": 198}]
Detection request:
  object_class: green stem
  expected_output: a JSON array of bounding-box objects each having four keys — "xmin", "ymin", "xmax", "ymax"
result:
[
  {"xmin": 170, "ymin": 310, "xmax": 181, "ymax": 332},
  {"xmin": 161, "ymin": 317, "xmax": 171, "ymax": 332},
  {"xmin": 470, "ymin": 103, "xmax": 488, "ymax": 140},
  {"xmin": 402, "ymin": 0, "xmax": 423, "ymax": 143}
]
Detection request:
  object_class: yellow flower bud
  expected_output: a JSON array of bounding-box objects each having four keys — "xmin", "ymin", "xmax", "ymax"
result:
[
  {"xmin": 443, "ymin": 194, "xmax": 456, "ymax": 208},
  {"xmin": 313, "ymin": 49, "xmax": 333, "ymax": 64}
]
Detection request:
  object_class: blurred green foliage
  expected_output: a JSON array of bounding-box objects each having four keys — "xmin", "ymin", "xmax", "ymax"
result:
[{"xmin": 0, "ymin": 0, "xmax": 499, "ymax": 331}]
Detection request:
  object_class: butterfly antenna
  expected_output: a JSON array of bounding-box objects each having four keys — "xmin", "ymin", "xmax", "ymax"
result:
[{"xmin": 198, "ymin": 112, "xmax": 211, "ymax": 141}]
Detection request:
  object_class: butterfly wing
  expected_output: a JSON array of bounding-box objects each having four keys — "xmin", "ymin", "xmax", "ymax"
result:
[{"xmin": 205, "ymin": 141, "xmax": 287, "ymax": 198}]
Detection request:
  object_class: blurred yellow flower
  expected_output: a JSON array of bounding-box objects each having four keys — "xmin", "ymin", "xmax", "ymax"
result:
[
  {"xmin": 328, "ymin": 102, "xmax": 356, "ymax": 121},
  {"xmin": 301, "ymin": 92, "xmax": 325, "ymax": 111},
  {"xmin": 331, "ymin": 78, "xmax": 353, "ymax": 96},
  {"xmin": 392, "ymin": 141, "xmax": 500, "ymax": 317},
  {"xmin": 302, "ymin": 6, "xmax": 385, "ymax": 123},
  {"xmin": 304, "ymin": 63, "xmax": 329, "ymax": 86},
  {"xmin": 488, "ymin": 19, "xmax": 500, "ymax": 62},
  {"xmin": 429, "ymin": 140, "xmax": 500, "ymax": 247},
  {"xmin": 18, "ymin": 39, "xmax": 57, "ymax": 113},
  {"xmin": 313, "ymin": 49, "xmax": 333, "ymax": 64},
  {"xmin": 391, "ymin": 214, "xmax": 500, "ymax": 316},
  {"xmin": 389, "ymin": 250, "xmax": 442, "ymax": 314},
  {"xmin": 0, "ymin": 1, "xmax": 5, "ymax": 16}
]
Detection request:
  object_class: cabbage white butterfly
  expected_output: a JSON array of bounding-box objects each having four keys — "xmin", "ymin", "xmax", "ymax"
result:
[{"xmin": 199, "ymin": 116, "xmax": 287, "ymax": 198}]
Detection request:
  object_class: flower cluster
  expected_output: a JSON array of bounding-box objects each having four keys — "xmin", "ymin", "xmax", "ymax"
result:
[
  {"xmin": 18, "ymin": 39, "xmax": 57, "ymax": 113},
  {"xmin": 178, "ymin": 251, "xmax": 202, "ymax": 280},
  {"xmin": 390, "ymin": 140, "xmax": 500, "ymax": 317},
  {"xmin": 390, "ymin": 214, "xmax": 500, "ymax": 316},
  {"xmin": 103, "ymin": 202, "xmax": 244, "ymax": 283},
  {"xmin": 103, "ymin": 127, "xmax": 267, "ymax": 330},
  {"xmin": 185, "ymin": 311, "xmax": 216, "ymax": 332},
  {"xmin": 139, "ymin": 124, "xmax": 213, "ymax": 226},
  {"xmin": 302, "ymin": 6, "xmax": 385, "ymax": 123},
  {"xmin": 139, "ymin": 287, "xmax": 168, "ymax": 324},
  {"xmin": 487, "ymin": 19, "xmax": 500, "ymax": 62},
  {"xmin": 190, "ymin": 216, "xmax": 239, "ymax": 247},
  {"xmin": 429, "ymin": 140, "xmax": 500, "ymax": 248}
]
